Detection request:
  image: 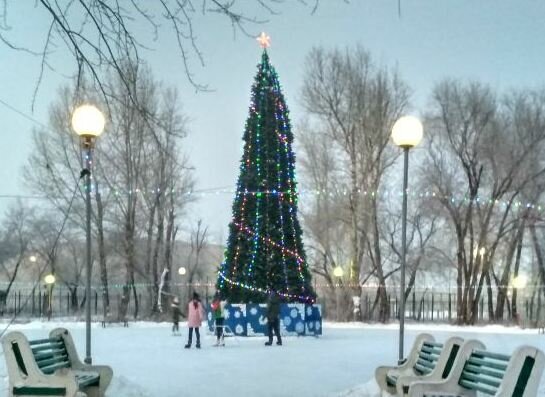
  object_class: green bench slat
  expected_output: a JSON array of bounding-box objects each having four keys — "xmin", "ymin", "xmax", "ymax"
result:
[
  {"xmin": 36, "ymin": 355, "xmax": 69, "ymax": 369},
  {"xmin": 421, "ymin": 346, "xmax": 442, "ymax": 356},
  {"xmin": 465, "ymin": 363, "xmax": 504, "ymax": 379},
  {"xmin": 34, "ymin": 349, "xmax": 68, "ymax": 361},
  {"xmin": 459, "ymin": 379, "xmax": 497, "ymax": 395},
  {"xmin": 423, "ymin": 342, "xmax": 443, "ymax": 349},
  {"xmin": 473, "ymin": 350, "xmax": 510, "ymax": 362},
  {"xmin": 414, "ymin": 363, "xmax": 433, "ymax": 375},
  {"xmin": 40, "ymin": 361, "xmax": 71, "ymax": 374},
  {"xmin": 31, "ymin": 342, "xmax": 64, "ymax": 353},
  {"xmin": 28, "ymin": 338, "xmax": 61, "ymax": 346},
  {"xmin": 418, "ymin": 352, "xmax": 439, "ymax": 362},
  {"xmin": 386, "ymin": 374, "xmax": 398, "ymax": 387},
  {"xmin": 13, "ymin": 386, "xmax": 66, "ymax": 395},
  {"xmin": 29, "ymin": 338, "xmax": 70, "ymax": 375},
  {"xmin": 457, "ymin": 349, "xmax": 510, "ymax": 396},
  {"xmin": 75, "ymin": 373, "xmax": 100, "ymax": 388},
  {"xmin": 467, "ymin": 356, "xmax": 508, "ymax": 371},
  {"xmin": 461, "ymin": 372, "xmax": 501, "ymax": 389},
  {"xmin": 416, "ymin": 358, "xmax": 435, "ymax": 369}
]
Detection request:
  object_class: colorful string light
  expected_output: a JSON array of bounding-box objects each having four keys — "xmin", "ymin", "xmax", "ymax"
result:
[{"xmin": 216, "ymin": 49, "xmax": 315, "ymax": 303}]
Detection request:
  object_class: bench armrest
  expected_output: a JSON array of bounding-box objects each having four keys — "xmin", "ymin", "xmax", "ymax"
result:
[
  {"xmin": 396, "ymin": 373, "xmax": 433, "ymax": 396},
  {"xmin": 398, "ymin": 336, "xmax": 465, "ymax": 396},
  {"xmin": 375, "ymin": 333, "xmax": 435, "ymax": 394},
  {"xmin": 50, "ymin": 328, "xmax": 113, "ymax": 396},
  {"xmin": 496, "ymin": 345, "xmax": 545, "ymax": 397},
  {"xmin": 50, "ymin": 328, "xmax": 87, "ymax": 369},
  {"xmin": 399, "ymin": 334, "xmax": 436, "ymax": 371}
]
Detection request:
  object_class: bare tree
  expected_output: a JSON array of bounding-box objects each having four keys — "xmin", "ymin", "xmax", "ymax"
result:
[
  {"xmin": 23, "ymin": 60, "xmax": 194, "ymax": 320},
  {"xmin": 301, "ymin": 45, "xmax": 409, "ymax": 321},
  {"xmin": 186, "ymin": 220, "xmax": 209, "ymax": 301},
  {"xmin": 422, "ymin": 80, "xmax": 545, "ymax": 324},
  {"xmin": 24, "ymin": 82, "xmax": 112, "ymax": 317},
  {"xmin": 0, "ymin": 0, "xmax": 321, "ymax": 108},
  {"xmin": 142, "ymin": 91, "xmax": 195, "ymax": 315},
  {"xmin": 0, "ymin": 202, "xmax": 33, "ymax": 313}
]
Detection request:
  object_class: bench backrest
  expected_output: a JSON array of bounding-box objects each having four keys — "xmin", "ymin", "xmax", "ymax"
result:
[
  {"xmin": 459, "ymin": 349, "xmax": 533, "ymax": 396},
  {"xmin": 413, "ymin": 341, "xmax": 443, "ymax": 376},
  {"xmin": 24, "ymin": 337, "xmax": 70, "ymax": 375}
]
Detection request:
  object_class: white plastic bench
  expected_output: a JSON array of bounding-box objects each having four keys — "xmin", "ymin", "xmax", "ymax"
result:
[
  {"xmin": 375, "ymin": 334, "xmax": 465, "ymax": 396},
  {"xmin": 408, "ymin": 341, "xmax": 545, "ymax": 397},
  {"xmin": 2, "ymin": 327, "xmax": 113, "ymax": 397}
]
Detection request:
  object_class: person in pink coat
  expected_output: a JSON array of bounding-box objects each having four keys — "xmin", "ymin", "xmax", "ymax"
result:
[{"xmin": 185, "ymin": 292, "xmax": 205, "ymax": 349}]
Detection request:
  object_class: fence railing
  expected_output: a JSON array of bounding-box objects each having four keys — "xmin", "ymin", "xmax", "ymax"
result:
[
  {"xmin": 315, "ymin": 285, "xmax": 545, "ymax": 326},
  {"xmin": 0, "ymin": 283, "xmax": 213, "ymax": 321},
  {"xmin": 1, "ymin": 284, "xmax": 543, "ymax": 327}
]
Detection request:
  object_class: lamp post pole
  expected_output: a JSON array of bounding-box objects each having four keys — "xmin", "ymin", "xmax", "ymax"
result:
[
  {"xmin": 399, "ymin": 147, "xmax": 409, "ymax": 363},
  {"xmin": 391, "ymin": 115, "xmax": 423, "ymax": 364},
  {"xmin": 84, "ymin": 145, "xmax": 93, "ymax": 364},
  {"xmin": 178, "ymin": 267, "xmax": 186, "ymax": 313},
  {"xmin": 44, "ymin": 274, "xmax": 55, "ymax": 322},
  {"xmin": 333, "ymin": 266, "xmax": 344, "ymax": 322},
  {"xmin": 72, "ymin": 104, "xmax": 105, "ymax": 365}
]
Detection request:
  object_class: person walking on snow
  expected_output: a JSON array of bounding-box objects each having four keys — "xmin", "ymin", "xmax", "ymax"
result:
[
  {"xmin": 211, "ymin": 293, "xmax": 226, "ymax": 346},
  {"xmin": 171, "ymin": 297, "xmax": 181, "ymax": 335},
  {"xmin": 265, "ymin": 291, "xmax": 282, "ymax": 346},
  {"xmin": 185, "ymin": 292, "xmax": 205, "ymax": 349}
]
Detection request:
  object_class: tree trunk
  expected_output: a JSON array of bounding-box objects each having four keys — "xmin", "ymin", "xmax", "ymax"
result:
[
  {"xmin": 511, "ymin": 225, "xmax": 524, "ymax": 322},
  {"xmin": 95, "ymin": 188, "xmax": 109, "ymax": 317},
  {"xmin": 151, "ymin": 199, "xmax": 165, "ymax": 313},
  {"xmin": 145, "ymin": 196, "xmax": 158, "ymax": 315}
]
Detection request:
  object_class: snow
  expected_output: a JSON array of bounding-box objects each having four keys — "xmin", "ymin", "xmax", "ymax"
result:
[{"xmin": 1, "ymin": 321, "xmax": 544, "ymax": 397}]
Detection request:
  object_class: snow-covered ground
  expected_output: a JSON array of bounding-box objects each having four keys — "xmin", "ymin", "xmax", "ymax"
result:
[{"xmin": 1, "ymin": 321, "xmax": 544, "ymax": 396}]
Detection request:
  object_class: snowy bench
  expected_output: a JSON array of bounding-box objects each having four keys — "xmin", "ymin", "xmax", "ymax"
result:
[
  {"xmin": 407, "ymin": 340, "xmax": 545, "ymax": 397},
  {"xmin": 375, "ymin": 334, "xmax": 464, "ymax": 396},
  {"xmin": 1, "ymin": 327, "xmax": 113, "ymax": 397}
]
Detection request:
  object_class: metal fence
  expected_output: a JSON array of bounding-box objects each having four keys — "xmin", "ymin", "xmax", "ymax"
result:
[
  {"xmin": 1, "ymin": 284, "xmax": 543, "ymax": 327},
  {"xmin": 0, "ymin": 282, "xmax": 214, "ymax": 321},
  {"xmin": 314, "ymin": 285, "xmax": 545, "ymax": 327}
]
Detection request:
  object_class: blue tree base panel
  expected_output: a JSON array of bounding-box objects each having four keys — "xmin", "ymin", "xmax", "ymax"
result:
[{"xmin": 207, "ymin": 304, "xmax": 322, "ymax": 336}]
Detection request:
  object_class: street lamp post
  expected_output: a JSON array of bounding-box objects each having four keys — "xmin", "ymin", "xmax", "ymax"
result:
[
  {"xmin": 391, "ymin": 115, "xmax": 423, "ymax": 363},
  {"xmin": 44, "ymin": 274, "xmax": 56, "ymax": 321},
  {"xmin": 178, "ymin": 266, "xmax": 187, "ymax": 303},
  {"xmin": 511, "ymin": 274, "xmax": 528, "ymax": 326},
  {"xmin": 72, "ymin": 104, "xmax": 105, "ymax": 365},
  {"xmin": 333, "ymin": 266, "xmax": 344, "ymax": 322}
]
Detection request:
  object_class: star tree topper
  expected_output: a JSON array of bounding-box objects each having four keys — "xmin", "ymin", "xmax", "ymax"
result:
[{"xmin": 257, "ymin": 32, "xmax": 271, "ymax": 49}]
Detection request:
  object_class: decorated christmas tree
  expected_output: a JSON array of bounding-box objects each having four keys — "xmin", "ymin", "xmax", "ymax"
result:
[{"xmin": 217, "ymin": 33, "xmax": 316, "ymax": 304}]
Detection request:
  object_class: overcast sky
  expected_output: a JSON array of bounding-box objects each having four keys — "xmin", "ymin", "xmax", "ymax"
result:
[{"xmin": 1, "ymin": 1, "xmax": 545, "ymax": 243}]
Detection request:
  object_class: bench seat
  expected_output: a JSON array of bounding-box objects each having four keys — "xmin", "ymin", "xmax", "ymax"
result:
[{"xmin": 74, "ymin": 371, "xmax": 101, "ymax": 388}]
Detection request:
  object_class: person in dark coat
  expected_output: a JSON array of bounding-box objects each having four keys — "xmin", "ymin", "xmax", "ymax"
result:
[
  {"xmin": 265, "ymin": 291, "xmax": 282, "ymax": 346},
  {"xmin": 171, "ymin": 297, "xmax": 181, "ymax": 335}
]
